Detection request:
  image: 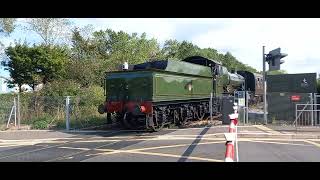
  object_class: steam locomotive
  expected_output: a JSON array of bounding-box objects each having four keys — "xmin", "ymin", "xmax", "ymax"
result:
[{"xmin": 98, "ymin": 56, "xmax": 262, "ymax": 131}]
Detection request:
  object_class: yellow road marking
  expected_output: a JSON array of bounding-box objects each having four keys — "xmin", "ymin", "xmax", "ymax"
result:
[
  {"xmin": 117, "ymin": 141, "xmax": 226, "ymax": 152},
  {"xmin": 0, "ymin": 140, "xmax": 69, "ymax": 146},
  {"xmin": 59, "ymin": 147, "xmax": 91, "ymax": 151},
  {"xmin": 304, "ymin": 140, "xmax": 320, "ymax": 149},
  {"xmin": 242, "ymin": 139, "xmax": 312, "ymax": 146},
  {"xmin": 124, "ymin": 151, "xmax": 223, "ymax": 162},
  {"xmin": 0, "ymin": 144, "xmax": 24, "ymax": 148},
  {"xmin": 75, "ymin": 139, "xmax": 120, "ymax": 143},
  {"xmin": 46, "ymin": 141, "xmax": 120, "ymax": 162},
  {"xmin": 0, "ymin": 137, "xmax": 82, "ymax": 143},
  {"xmin": 253, "ymin": 125, "xmax": 282, "ymax": 134},
  {"xmin": 84, "ymin": 149, "xmax": 223, "ymax": 162}
]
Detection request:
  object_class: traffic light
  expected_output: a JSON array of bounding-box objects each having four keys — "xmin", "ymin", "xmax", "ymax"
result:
[{"xmin": 265, "ymin": 48, "xmax": 287, "ymax": 71}]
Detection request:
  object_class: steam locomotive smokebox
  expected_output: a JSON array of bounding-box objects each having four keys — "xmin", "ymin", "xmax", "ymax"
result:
[{"xmin": 221, "ymin": 95, "xmax": 235, "ymax": 124}]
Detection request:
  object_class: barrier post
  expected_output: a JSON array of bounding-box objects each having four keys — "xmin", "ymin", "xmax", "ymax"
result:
[{"xmin": 224, "ymin": 103, "xmax": 239, "ymax": 162}]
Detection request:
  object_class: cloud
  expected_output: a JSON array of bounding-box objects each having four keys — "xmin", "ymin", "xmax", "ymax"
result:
[
  {"xmin": 73, "ymin": 18, "xmax": 320, "ymax": 74},
  {"xmin": 2, "ymin": 18, "xmax": 320, "ymax": 75},
  {"xmin": 71, "ymin": 18, "xmax": 176, "ymax": 43},
  {"xmin": 191, "ymin": 18, "xmax": 320, "ymax": 74}
]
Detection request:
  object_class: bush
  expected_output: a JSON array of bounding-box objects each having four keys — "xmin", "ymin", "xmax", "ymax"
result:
[
  {"xmin": 0, "ymin": 83, "xmax": 106, "ymax": 130},
  {"xmin": 30, "ymin": 115, "xmax": 54, "ymax": 129},
  {"xmin": 40, "ymin": 80, "xmax": 82, "ymax": 97}
]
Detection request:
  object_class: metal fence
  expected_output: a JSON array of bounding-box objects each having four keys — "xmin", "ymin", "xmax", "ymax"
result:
[
  {"xmin": 265, "ymin": 92, "xmax": 320, "ymax": 126},
  {"xmin": 0, "ymin": 94, "xmax": 107, "ymax": 130}
]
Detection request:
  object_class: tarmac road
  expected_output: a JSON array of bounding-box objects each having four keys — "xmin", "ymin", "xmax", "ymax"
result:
[{"xmin": 0, "ymin": 125, "xmax": 320, "ymax": 162}]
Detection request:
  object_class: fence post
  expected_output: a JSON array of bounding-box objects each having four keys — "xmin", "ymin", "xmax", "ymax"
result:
[
  {"xmin": 295, "ymin": 104, "xmax": 297, "ymax": 127},
  {"xmin": 17, "ymin": 93, "xmax": 20, "ymax": 129},
  {"xmin": 310, "ymin": 93, "xmax": 314, "ymax": 126},
  {"xmin": 14, "ymin": 97, "xmax": 16, "ymax": 127},
  {"xmin": 65, "ymin": 96, "xmax": 70, "ymax": 131},
  {"xmin": 210, "ymin": 92, "xmax": 213, "ymax": 121},
  {"xmin": 246, "ymin": 91, "xmax": 249, "ymax": 124},
  {"xmin": 315, "ymin": 93, "xmax": 318, "ymax": 125}
]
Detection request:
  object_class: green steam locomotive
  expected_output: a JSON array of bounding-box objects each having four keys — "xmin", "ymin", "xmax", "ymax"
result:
[{"xmin": 98, "ymin": 56, "xmax": 253, "ymax": 131}]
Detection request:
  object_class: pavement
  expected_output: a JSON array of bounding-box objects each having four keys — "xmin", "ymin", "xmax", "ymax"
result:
[{"xmin": 0, "ymin": 125, "xmax": 320, "ymax": 162}]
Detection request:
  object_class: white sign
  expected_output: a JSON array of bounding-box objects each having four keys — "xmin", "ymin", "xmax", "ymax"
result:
[{"xmin": 238, "ymin": 98, "xmax": 245, "ymax": 107}]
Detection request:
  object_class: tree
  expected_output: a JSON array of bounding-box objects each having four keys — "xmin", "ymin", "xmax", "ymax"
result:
[
  {"xmin": 3, "ymin": 43, "xmax": 69, "ymax": 91},
  {"xmin": 222, "ymin": 52, "xmax": 257, "ymax": 73},
  {"xmin": 65, "ymin": 58, "xmax": 104, "ymax": 88},
  {"xmin": 25, "ymin": 18, "xmax": 71, "ymax": 46},
  {"xmin": 0, "ymin": 18, "xmax": 17, "ymax": 35},
  {"xmin": 317, "ymin": 77, "xmax": 320, "ymax": 93},
  {"xmin": 3, "ymin": 43, "xmax": 34, "ymax": 92},
  {"xmin": 66, "ymin": 28, "xmax": 165, "ymax": 87},
  {"xmin": 176, "ymin": 41, "xmax": 201, "ymax": 59},
  {"xmin": 161, "ymin": 39, "xmax": 180, "ymax": 60},
  {"xmin": 267, "ymin": 70, "xmax": 287, "ymax": 75},
  {"xmin": 31, "ymin": 45, "xmax": 69, "ymax": 86}
]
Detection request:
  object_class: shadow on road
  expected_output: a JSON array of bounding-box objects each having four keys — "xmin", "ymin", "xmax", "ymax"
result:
[{"xmin": 177, "ymin": 125, "xmax": 212, "ymax": 162}]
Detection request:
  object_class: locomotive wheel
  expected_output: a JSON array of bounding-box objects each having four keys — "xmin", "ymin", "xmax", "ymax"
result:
[
  {"xmin": 123, "ymin": 112, "xmax": 145, "ymax": 130},
  {"xmin": 116, "ymin": 113, "xmax": 128, "ymax": 129},
  {"xmin": 179, "ymin": 112, "xmax": 188, "ymax": 126},
  {"xmin": 195, "ymin": 110, "xmax": 205, "ymax": 121},
  {"xmin": 106, "ymin": 113, "xmax": 112, "ymax": 124},
  {"xmin": 150, "ymin": 112, "xmax": 163, "ymax": 132},
  {"xmin": 173, "ymin": 110, "xmax": 180, "ymax": 125}
]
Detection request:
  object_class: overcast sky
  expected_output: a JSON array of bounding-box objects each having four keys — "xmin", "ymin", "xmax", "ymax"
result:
[{"xmin": 1, "ymin": 18, "xmax": 320, "ymax": 77}]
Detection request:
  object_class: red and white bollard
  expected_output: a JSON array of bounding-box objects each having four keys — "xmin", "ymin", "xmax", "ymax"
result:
[{"xmin": 224, "ymin": 103, "xmax": 239, "ymax": 162}]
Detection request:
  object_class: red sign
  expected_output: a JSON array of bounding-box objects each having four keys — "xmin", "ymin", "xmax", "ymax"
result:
[{"xmin": 291, "ymin": 95, "xmax": 301, "ymax": 101}]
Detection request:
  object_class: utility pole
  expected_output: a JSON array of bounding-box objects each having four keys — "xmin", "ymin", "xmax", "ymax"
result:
[{"xmin": 263, "ymin": 46, "xmax": 267, "ymax": 124}]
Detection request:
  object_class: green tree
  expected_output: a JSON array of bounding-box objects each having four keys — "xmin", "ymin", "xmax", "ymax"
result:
[
  {"xmin": 3, "ymin": 43, "xmax": 69, "ymax": 91},
  {"xmin": 67, "ymin": 28, "xmax": 163, "ymax": 88},
  {"xmin": 267, "ymin": 70, "xmax": 287, "ymax": 75},
  {"xmin": 317, "ymin": 77, "xmax": 320, "ymax": 93},
  {"xmin": 161, "ymin": 39, "xmax": 180, "ymax": 60},
  {"xmin": 31, "ymin": 45, "xmax": 69, "ymax": 85},
  {"xmin": 0, "ymin": 18, "xmax": 17, "ymax": 35},
  {"xmin": 2, "ymin": 43, "xmax": 35, "ymax": 91}
]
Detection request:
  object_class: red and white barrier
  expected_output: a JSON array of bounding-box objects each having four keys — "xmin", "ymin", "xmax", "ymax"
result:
[{"xmin": 224, "ymin": 103, "xmax": 239, "ymax": 162}]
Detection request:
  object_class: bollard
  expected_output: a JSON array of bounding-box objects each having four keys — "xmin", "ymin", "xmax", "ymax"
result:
[{"xmin": 224, "ymin": 105, "xmax": 239, "ymax": 162}]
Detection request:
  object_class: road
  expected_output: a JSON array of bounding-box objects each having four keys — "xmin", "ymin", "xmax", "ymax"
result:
[{"xmin": 0, "ymin": 126, "xmax": 320, "ymax": 162}]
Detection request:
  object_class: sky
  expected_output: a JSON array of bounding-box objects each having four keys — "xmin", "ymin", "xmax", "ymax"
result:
[{"xmin": 1, "ymin": 18, "xmax": 320, "ymax": 78}]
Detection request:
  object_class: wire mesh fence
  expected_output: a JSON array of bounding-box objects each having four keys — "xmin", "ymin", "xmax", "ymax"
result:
[
  {"xmin": 0, "ymin": 93, "xmax": 108, "ymax": 130},
  {"xmin": 0, "ymin": 95, "xmax": 15, "ymax": 130}
]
